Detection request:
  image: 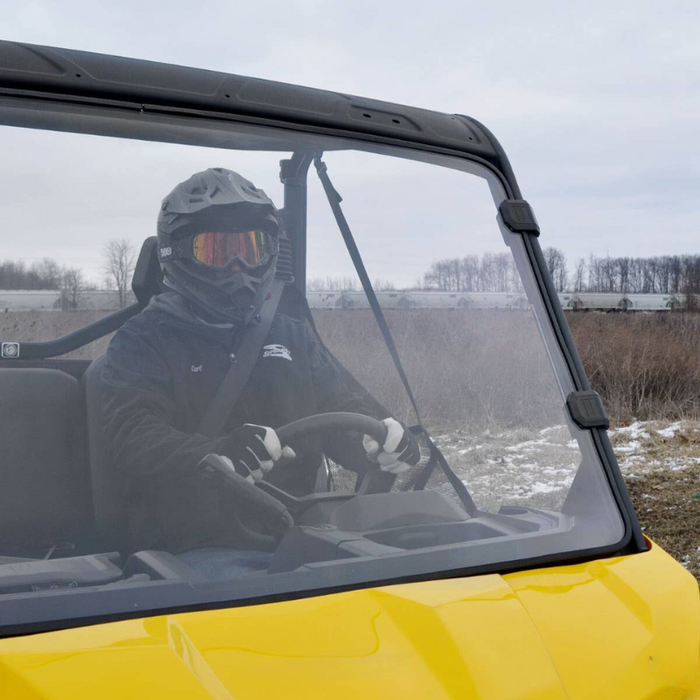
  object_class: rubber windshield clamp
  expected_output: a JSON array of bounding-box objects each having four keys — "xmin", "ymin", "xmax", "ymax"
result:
[
  {"xmin": 1, "ymin": 342, "xmax": 20, "ymax": 359},
  {"xmin": 566, "ymin": 390, "xmax": 610, "ymax": 430},
  {"xmin": 498, "ymin": 200, "xmax": 540, "ymax": 236}
]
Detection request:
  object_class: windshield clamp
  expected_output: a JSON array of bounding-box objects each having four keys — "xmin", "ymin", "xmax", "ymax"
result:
[
  {"xmin": 1, "ymin": 342, "xmax": 20, "ymax": 359},
  {"xmin": 498, "ymin": 200, "xmax": 540, "ymax": 236},
  {"xmin": 566, "ymin": 391, "xmax": 610, "ymax": 430}
]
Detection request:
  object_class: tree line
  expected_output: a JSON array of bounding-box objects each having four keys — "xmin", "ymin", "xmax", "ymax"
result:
[
  {"xmin": 0, "ymin": 259, "xmax": 81, "ymax": 291},
  {"xmin": 573, "ymin": 254, "xmax": 700, "ymax": 296},
  {"xmin": 306, "ymin": 276, "xmax": 397, "ymax": 292},
  {"xmin": 0, "ymin": 258, "xmax": 91, "ymax": 309},
  {"xmin": 421, "ymin": 249, "xmax": 700, "ymax": 297},
  {"xmin": 422, "ymin": 253, "xmax": 524, "ymax": 293},
  {"xmin": 0, "ymin": 238, "xmax": 137, "ymax": 309},
  {"xmin": 3, "ymin": 241, "xmax": 698, "ymax": 306}
]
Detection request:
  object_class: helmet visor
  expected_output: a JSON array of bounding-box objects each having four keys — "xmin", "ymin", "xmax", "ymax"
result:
[{"xmin": 192, "ymin": 230, "xmax": 272, "ymax": 269}]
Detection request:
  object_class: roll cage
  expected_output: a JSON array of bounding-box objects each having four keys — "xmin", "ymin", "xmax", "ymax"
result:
[{"xmin": 0, "ymin": 42, "xmax": 646, "ymax": 635}]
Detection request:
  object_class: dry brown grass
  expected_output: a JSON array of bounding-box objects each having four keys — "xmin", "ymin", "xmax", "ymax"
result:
[
  {"xmin": 316, "ymin": 309, "xmax": 700, "ymax": 430},
  {"xmin": 4, "ymin": 308, "xmax": 700, "ymax": 429},
  {"xmin": 568, "ymin": 313, "xmax": 700, "ymax": 425},
  {"xmin": 313, "ymin": 309, "xmax": 563, "ymax": 431}
]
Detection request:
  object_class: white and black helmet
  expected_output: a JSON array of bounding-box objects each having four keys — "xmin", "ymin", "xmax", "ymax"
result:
[{"xmin": 157, "ymin": 168, "xmax": 283, "ymax": 325}]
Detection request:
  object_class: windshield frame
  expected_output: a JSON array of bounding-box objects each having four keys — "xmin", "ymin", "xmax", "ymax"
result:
[{"xmin": 0, "ymin": 44, "xmax": 644, "ymax": 638}]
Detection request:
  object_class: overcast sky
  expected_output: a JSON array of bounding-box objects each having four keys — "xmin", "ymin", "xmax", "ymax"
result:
[{"xmin": 1, "ymin": 1, "xmax": 699, "ymax": 285}]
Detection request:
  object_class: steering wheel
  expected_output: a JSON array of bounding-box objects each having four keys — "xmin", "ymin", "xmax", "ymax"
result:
[
  {"xmin": 197, "ymin": 412, "xmax": 388, "ymax": 547},
  {"xmin": 275, "ymin": 411, "xmax": 387, "ymax": 448}
]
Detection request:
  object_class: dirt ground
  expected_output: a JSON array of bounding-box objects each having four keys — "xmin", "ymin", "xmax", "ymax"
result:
[
  {"xmin": 434, "ymin": 419, "xmax": 700, "ymax": 582},
  {"xmin": 615, "ymin": 421, "xmax": 700, "ymax": 579}
]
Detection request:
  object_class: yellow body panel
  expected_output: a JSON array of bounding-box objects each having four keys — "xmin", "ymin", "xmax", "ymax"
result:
[{"xmin": 0, "ymin": 543, "xmax": 698, "ymax": 699}]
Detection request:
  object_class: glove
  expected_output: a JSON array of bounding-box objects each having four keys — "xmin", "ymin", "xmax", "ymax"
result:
[
  {"xmin": 219, "ymin": 424, "xmax": 296, "ymax": 483},
  {"xmin": 363, "ymin": 417, "xmax": 421, "ymax": 474}
]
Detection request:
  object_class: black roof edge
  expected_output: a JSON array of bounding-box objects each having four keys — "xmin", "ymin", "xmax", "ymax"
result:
[{"xmin": 0, "ymin": 41, "xmax": 514, "ymax": 188}]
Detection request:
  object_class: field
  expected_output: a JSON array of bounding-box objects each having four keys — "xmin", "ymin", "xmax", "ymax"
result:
[
  {"xmin": 5, "ymin": 308, "xmax": 700, "ymax": 426},
  {"xmin": 3, "ymin": 307, "xmax": 700, "ymax": 576},
  {"xmin": 433, "ymin": 417, "xmax": 700, "ymax": 578}
]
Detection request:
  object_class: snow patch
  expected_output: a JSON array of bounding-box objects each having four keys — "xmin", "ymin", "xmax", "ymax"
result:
[
  {"xmin": 615, "ymin": 440, "xmax": 642, "ymax": 453},
  {"xmin": 656, "ymin": 422, "xmax": 683, "ymax": 438},
  {"xmin": 610, "ymin": 421, "xmax": 651, "ymax": 440},
  {"xmin": 436, "ymin": 419, "xmax": 700, "ymax": 514}
]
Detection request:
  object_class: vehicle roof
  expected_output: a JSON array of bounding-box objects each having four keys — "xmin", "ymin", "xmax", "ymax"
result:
[{"xmin": 0, "ymin": 41, "xmax": 519, "ymax": 196}]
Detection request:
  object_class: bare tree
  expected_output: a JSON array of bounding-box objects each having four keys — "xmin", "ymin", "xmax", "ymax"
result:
[
  {"xmin": 60, "ymin": 268, "xmax": 85, "ymax": 310},
  {"xmin": 373, "ymin": 278, "xmax": 396, "ymax": 291},
  {"xmin": 423, "ymin": 253, "xmax": 523, "ymax": 293},
  {"xmin": 0, "ymin": 257, "xmax": 67, "ymax": 289},
  {"xmin": 573, "ymin": 258, "xmax": 586, "ymax": 292},
  {"xmin": 102, "ymin": 238, "xmax": 136, "ymax": 308},
  {"xmin": 306, "ymin": 276, "xmax": 358, "ymax": 291},
  {"xmin": 581, "ymin": 253, "xmax": 700, "ymax": 298},
  {"xmin": 681, "ymin": 256, "xmax": 700, "ymax": 312},
  {"xmin": 33, "ymin": 258, "xmax": 63, "ymax": 289},
  {"xmin": 543, "ymin": 247, "xmax": 568, "ymax": 292}
]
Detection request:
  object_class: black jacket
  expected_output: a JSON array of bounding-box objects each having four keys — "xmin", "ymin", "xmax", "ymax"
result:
[{"xmin": 102, "ymin": 292, "xmax": 386, "ymax": 552}]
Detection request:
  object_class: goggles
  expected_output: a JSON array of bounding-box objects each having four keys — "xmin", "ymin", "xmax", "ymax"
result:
[{"xmin": 191, "ymin": 230, "xmax": 273, "ymax": 269}]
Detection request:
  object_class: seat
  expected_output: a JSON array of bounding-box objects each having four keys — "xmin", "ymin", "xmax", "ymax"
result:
[
  {"xmin": 82, "ymin": 354, "xmax": 132, "ymax": 553},
  {"xmin": 0, "ymin": 368, "xmax": 93, "ymax": 557},
  {"xmin": 81, "ymin": 236, "xmax": 164, "ymax": 553},
  {"xmin": 0, "ymin": 238, "xmax": 163, "ymax": 558}
]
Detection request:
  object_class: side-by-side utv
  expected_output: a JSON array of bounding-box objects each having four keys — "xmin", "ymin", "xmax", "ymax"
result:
[{"xmin": 0, "ymin": 42, "xmax": 697, "ymax": 699}]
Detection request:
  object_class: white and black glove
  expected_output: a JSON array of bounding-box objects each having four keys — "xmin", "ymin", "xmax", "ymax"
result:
[
  {"xmin": 219, "ymin": 424, "xmax": 296, "ymax": 483},
  {"xmin": 363, "ymin": 417, "xmax": 421, "ymax": 474}
]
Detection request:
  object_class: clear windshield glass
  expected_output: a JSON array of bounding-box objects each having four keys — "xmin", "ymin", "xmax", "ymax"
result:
[{"xmin": 0, "ymin": 109, "xmax": 625, "ymax": 633}]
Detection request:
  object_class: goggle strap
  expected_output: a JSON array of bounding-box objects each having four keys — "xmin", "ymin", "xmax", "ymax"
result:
[{"xmin": 157, "ymin": 240, "xmax": 190, "ymax": 263}]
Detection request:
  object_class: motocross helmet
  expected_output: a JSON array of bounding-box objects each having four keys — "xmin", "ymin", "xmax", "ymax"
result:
[{"xmin": 157, "ymin": 168, "xmax": 282, "ymax": 325}]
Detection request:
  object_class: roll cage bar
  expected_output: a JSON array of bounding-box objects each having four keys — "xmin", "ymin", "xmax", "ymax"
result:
[
  {"xmin": 0, "ymin": 41, "xmax": 517, "ymax": 358},
  {"xmin": 0, "ymin": 41, "xmax": 646, "ymax": 556},
  {"xmin": 0, "ymin": 149, "xmax": 309, "ymax": 359}
]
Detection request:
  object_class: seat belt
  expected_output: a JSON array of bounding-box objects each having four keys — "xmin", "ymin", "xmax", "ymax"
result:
[
  {"xmin": 314, "ymin": 158, "xmax": 423, "ymax": 425},
  {"xmin": 313, "ymin": 157, "xmax": 477, "ymax": 515},
  {"xmin": 197, "ymin": 278, "xmax": 285, "ymax": 438}
]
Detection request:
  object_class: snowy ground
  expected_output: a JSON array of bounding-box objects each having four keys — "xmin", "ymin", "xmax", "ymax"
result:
[
  {"xmin": 433, "ymin": 424, "xmax": 580, "ymax": 513},
  {"xmin": 433, "ymin": 419, "xmax": 700, "ymax": 514},
  {"xmin": 608, "ymin": 420, "xmax": 700, "ymax": 476},
  {"xmin": 610, "ymin": 420, "xmax": 700, "ymax": 577},
  {"xmin": 434, "ymin": 419, "xmax": 700, "ymax": 579}
]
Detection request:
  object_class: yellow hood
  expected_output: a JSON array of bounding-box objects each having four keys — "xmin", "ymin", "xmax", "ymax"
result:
[{"xmin": 1, "ymin": 543, "xmax": 698, "ymax": 699}]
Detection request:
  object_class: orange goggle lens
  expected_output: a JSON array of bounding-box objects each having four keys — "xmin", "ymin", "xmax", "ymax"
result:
[{"xmin": 192, "ymin": 230, "xmax": 271, "ymax": 268}]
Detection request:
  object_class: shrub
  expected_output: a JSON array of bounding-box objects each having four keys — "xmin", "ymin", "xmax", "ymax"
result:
[{"xmin": 568, "ymin": 313, "xmax": 700, "ymax": 424}]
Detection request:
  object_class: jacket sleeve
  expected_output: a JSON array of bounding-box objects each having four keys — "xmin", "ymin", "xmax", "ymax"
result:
[{"xmin": 102, "ymin": 320, "xmax": 233, "ymax": 486}]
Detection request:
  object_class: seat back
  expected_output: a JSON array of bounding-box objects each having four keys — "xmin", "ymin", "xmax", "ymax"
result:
[
  {"xmin": 80, "ymin": 238, "xmax": 165, "ymax": 552},
  {"xmin": 0, "ymin": 368, "xmax": 93, "ymax": 557},
  {"xmin": 132, "ymin": 236, "xmax": 164, "ymax": 309},
  {"xmin": 82, "ymin": 354, "xmax": 132, "ymax": 552}
]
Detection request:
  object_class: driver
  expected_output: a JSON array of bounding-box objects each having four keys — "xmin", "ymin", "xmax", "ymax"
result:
[{"xmin": 102, "ymin": 167, "xmax": 420, "ymax": 579}]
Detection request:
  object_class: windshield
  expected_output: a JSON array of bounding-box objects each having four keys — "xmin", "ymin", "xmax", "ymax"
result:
[{"xmin": 0, "ymin": 107, "xmax": 625, "ymax": 635}]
